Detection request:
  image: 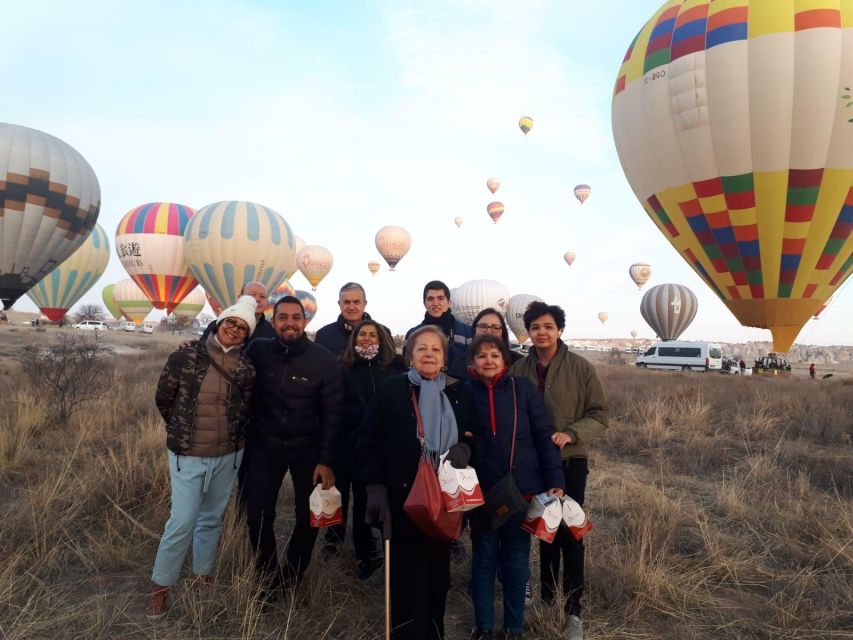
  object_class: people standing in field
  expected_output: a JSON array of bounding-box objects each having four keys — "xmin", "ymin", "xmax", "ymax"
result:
[
  {"xmin": 314, "ymin": 281, "xmax": 390, "ymax": 356},
  {"xmin": 358, "ymin": 325, "xmax": 473, "ymax": 640},
  {"xmin": 146, "ymin": 296, "xmax": 258, "ymax": 620},
  {"xmin": 510, "ymin": 302, "xmax": 608, "ymax": 640},
  {"xmin": 465, "ymin": 334, "xmax": 565, "ymax": 640},
  {"xmin": 405, "ymin": 280, "xmax": 472, "ymax": 371},
  {"xmin": 242, "ymin": 296, "xmax": 343, "ymax": 597}
]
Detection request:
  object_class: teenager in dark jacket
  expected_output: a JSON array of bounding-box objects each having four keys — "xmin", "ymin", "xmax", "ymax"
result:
[
  {"xmin": 358, "ymin": 326, "xmax": 473, "ymax": 640},
  {"xmin": 447, "ymin": 307, "xmax": 523, "ymax": 379},
  {"xmin": 405, "ymin": 280, "xmax": 472, "ymax": 370},
  {"xmin": 466, "ymin": 334, "xmax": 564, "ymax": 640}
]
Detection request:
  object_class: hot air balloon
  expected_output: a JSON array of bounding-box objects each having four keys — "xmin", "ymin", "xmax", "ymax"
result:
[
  {"xmin": 454, "ymin": 217, "xmax": 464, "ymax": 228},
  {"xmin": 297, "ymin": 245, "xmax": 333, "ymax": 291},
  {"xmin": 518, "ymin": 117, "xmax": 534, "ymax": 135},
  {"xmin": 26, "ymin": 224, "xmax": 110, "ymax": 322},
  {"xmin": 574, "ymin": 184, "xmax": 592, "ymax": 204},
  {"xmin": 564, "ymin": 252, "xmax": 576, "ymax": 266},
  {"xmin": 487, "ymin": 177, "xmax": 501, "ymax": 194},
  {"xmin": 640, "ymin": 283, "xmax": 698, "ymax": 341},
  {"xmin": 171, "ymin": 287, "xmax": 205, "ymax": 322},
  {"xmin": 183, "ymin": 201, "xmax": 297, "ymax": 312},
  {"xmin": 451, "ymin": 280, "xmax": 510, "ymax": 326},
  {"xmin": 367, "ymin": 261, "xmax": 381, "ymax": 277},
  {"xmin": 205, "ymin": 291, "xmax": 222, "ymax": 316},
  {"xmin": 102, "ymin": 284, "xmax": 123, "ymax": 321},
  {"xmin": 630, "ymin": 330, "xmax": 639, "ymax": 339},
  {"xmin": 265, "ymin": 279, "xmax": 296, "ymax": 319},
  {"xmin": 288, "ymin": 236, "xmax": 307, "ymax": 279},
  {"xmin": 507, "ymin": 294, "xmax": 544, "ymax": 343},
  {"xmin": 487, "ymin": 202, "xmax": 505, "ymax": 223},
  {"xmin": 0, "ymin": 123, "xmax": 101, "ymax": 309},
  {"xmin": 628, "ymin": 262, "xmax": 653, "ymax": 290},
  {"xmin": 295, "ymin": 290, "xmax": 317, "ymax": 325},
  {"xmin": 612, "ymin": 1, "xmax": 853, "ymax": 352},
  {"xmin": 113, "ymin": 278, "xmax": 154, "ymax": 326},
  {"xmin": 813, "ymin": 295, "xmax": 834, "ymax": 319},
  {"xmin": 375, "ymin": 226, "xmax": 412, "ymax": 271},
  {"xmin": 115, "ymin": 202, "xmax": 197, "ymax": 313},
  {"xmin": 598, "ymin": 312, "xmax": 609, "ymax": 324}
]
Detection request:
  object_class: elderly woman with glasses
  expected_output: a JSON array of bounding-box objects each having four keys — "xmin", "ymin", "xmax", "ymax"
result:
[{"xmin": 145, "ymin": 296, "xmax": 258, "ymax": 620}]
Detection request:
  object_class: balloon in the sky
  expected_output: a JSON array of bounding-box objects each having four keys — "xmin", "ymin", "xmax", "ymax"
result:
[
  {"xmin": 487, "ymin": 202, "xmax": 505, "ymax": 224},
  {"xmin": 368, "ymin": 261, "xmax": 381, "ymax": 276},
  {"xmin": 297, "ymin": 245, "xmax": 333, "ymax": 291},
  {"xmin": 507, "ymin": 294, "xmax": 544, "ymax": 343},
  {"xmin": 564, "ymin": 252, "xmax": 576, "ymax": 266},
  {"xmin": 597, "ymin": 311, "xmax": 609, "ymax": 325},
  {"xmin": 375, "ymin": 226, "xmax": 412, "ymax": 271},
  {"xmin": 171, "ymin": 287, "xmax": 205, "ymax": 322},
  {"xmin": 183, "ymin": 201, "xmax": 297, "ymax": 312},
  {"xmin": 813, "ymin": 295, "xmax": 834, "ymax": 319},
  {"xmin": 0, "ymin": 123, "xmax": 101, "ymax": 309},
  {"xmin": 486, "ymin": 177, "xmax": 501, "ymax": 194},
  {"xmin": 451, "ymin": 279, "xmax": 510, "ymax": 326},
  {"xmin": 102, "ymin": 284, "xmax": 124, "ymax": 321},
  {"xmin": 205, "ymin": 291, "xmax": 222, "ymax": 316},
  {"xmin": 574, "ymin": 184, "xmax": 592, "ymax": 204},
  {"xmin": 454, "ymin": 217, "xmax": 464, "ymax": 228},
  {"xmin": 640, "ymin": 283, "xmax": 698, "ymax": 341},
  {"xmin": 27, "ymin": 224, "xmax": 110, "ymax": 321},
  {"xmin": 265, "ymin": 279, "xmax": 296, "ymax": 319},
  {"xmin": 630, "ymin": 329, "xmax": 638, "ymax": 339},
  {"xmin": 518, "ymin": 117, "xmax": 534, "ymax": 135},
  {"xmin": 612, "ymin": 1, "xmax": 853, "ymax": 352},
  {"xmin": 295, "ymin": 290, "xmax": 317, "ymax": 325},
  {"xmin": 628, "ymin": 262, "xmax": 653, "ymax": 290},
  {"xmin": 288, "ymin": 236, "xmax": 307, "ymax": 279},
  {"xmin": 116, "ymin": 202, "xmax": 197, "ymax": 313},
  {"xmin": 113, "ymin": 278, "xmax": 154, "ymax": 326}
]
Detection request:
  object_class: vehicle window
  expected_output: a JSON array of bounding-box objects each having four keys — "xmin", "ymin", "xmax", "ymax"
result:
[
  {"xmin": 644, "ymin": 347, "xmax": 656, "ymax": 356},
  {"xmin": 709, "ymin": 347, "xmax": 722, "ymax": 359},
  {"xmin": 659, "ymin": 347, "xmax": 700, "ymax": 357}
]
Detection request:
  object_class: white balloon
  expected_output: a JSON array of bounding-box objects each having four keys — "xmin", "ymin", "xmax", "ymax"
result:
[
  {"xmin": 451, "ymin": 279, "xmax": 510, "ymax": 326},
  {"xmin": 507, "ymin": 294, "xmax": 544, "ymax": 343}
]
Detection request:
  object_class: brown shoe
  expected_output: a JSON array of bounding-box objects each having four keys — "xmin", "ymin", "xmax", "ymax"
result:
[{"xmin": 145, "ymin": 583, "xmax": 169, "ymax": 621}]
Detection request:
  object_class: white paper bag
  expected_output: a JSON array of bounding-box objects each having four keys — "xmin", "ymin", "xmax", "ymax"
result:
[
  {"xmin": 309, "ymin": 485, "xmax": 343, "ymax": 528},
  {"xmin": 521, "ymin": 492, "xmax": 562, "ymax": 542},
  {"xmin": 438, "ymin": 460, "xmax": 485, "ymax": 513}
]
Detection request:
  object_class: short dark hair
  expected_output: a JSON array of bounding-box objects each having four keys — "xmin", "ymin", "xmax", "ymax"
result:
[
  {"xmin": 422, "ymin": 280, "xmax": 450, "ymax": 302},
  {"xmin": 273, "ymin": 295, "xmax": 305, "ymax": 318},
  {"xmin": 341, "ymin": 319, "xmax": 396, "ymax": 367},
  {"xmin": 471, "ymin": 307, "xmax": 510, "ymax": 345},
  {"xmin": 467, "ymin": 334, "xmax": 511, "ymax": 366},
  {"xmin": 523, "ymin": 301, "xmax": 566, "ymax": 332}
]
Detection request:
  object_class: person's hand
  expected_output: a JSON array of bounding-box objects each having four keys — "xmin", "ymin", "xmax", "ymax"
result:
[
  {"xmin": 365, "ymin": 484, "xmax": 389, "ymax": 524},
  {"xmin": 313, "ymin": 464, "xmax": 335, "ymax": 490},
  {"xmin": 548, "ymin": 487, "xmax": 564, "ymax": 498},
  {"xmin": 551, "ymin": 432, "xmax": 573, "ymax": 448},
  {"xmin": 445, "ymin": 443, "xmax": 471, "ymax": 469}
]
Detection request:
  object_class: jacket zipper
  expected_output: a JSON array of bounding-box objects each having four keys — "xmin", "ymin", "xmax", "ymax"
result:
[{"xmin": 488, "ymin": 383, "xmax": 496, "ymax": 435}]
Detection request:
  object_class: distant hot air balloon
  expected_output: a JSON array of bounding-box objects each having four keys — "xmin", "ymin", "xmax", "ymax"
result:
[
  {"xmin": 597, "ymin": 311, "xmax": 609, "ymax": 324},
  {"xmin": 205, "ymin": 291, "xmax": 222, "ymax": 316},
  {"xmin": 487, "ymin": 202, "xmax": 505, "ymax": 223},
  {"xmin": 289, "ymin": 236, "xmax": 307, "ymax": 279},
  {"xmin": 487, "ymin": 177, "xmax": 501, "ymax": 194},
  {"xmin": 507, "ymin": 294, "xmax": 544, "ymax": 343},
  {"xmin": 171, "ymin": 287, "xmax": 205, "ymax": 322},
  {"xmin": 265, "ymin": 279, "xmax": 296, "ymax": 319},
  {"xmin": 113, "ymin": 278, "xmax": 154, "ymax": 326},
  {"xmin": 102, "ymin": 284, "xmax": 123, "ymax": 321},
  {"xmin": 813, "ymin": 295, "xmax": 834, "ymax": 319},
  {"xmin": 564, "ymin": 252, "xmax": 576, "ymax": 266},
  {"xmin": 518, "ymin": 117, "xmax": 534, "ymax": 135},
  {"xmin": 295, "ymin": 290, "xmax": 318, "ymax": 325},
  {"xmin": 367, "ymin": 261, "xmax": 381, "ymax": 277},
  {"xmin": 640, "ymin": 284, "xmax": 698, "ymax": 341},
  {"xmin": 454, "ymin": 217, "xmax": 464, "ymax": 228},
  {"xmin": 183, "ymin": 201, "xmax": 297, "ymax": 312},
  {"xmin": 116, "ymin": 202, "xmax": 197, "ymax": 314},
  {"xmin": 630, "ymin": 329, "xmax": 638, "ymax": 339},
  {"xmin": 375, "ymin": 226, "xmax": 412, "ymax": 271},
  {"xmin": 27, "ymin": 224, "xmax": 110, "ymax": 322},
  {"xmin": 612, "ymin": 1, "xmax": 853, "ymax": 352},
  {"xmin": 574, "ymin": 184, "xmax": 592, "ymax": 205},
  {"xmin": 0, "ymin": 123, "xmax": 101, "ymax": 309},
  {"xmin": 628, "ymin": 262, "xmax": 653, "ymax": 290},
  {"xmin": 297, "ymin": 245, "xmax": 333, "ymax": 291},
  {"xmin": 451, "ymin": 280, "xmax": 510, "ymax": 326}
]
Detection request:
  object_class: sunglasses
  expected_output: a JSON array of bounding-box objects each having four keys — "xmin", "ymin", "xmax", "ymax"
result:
[{"xmin": 224, "ymin": 317, "xmax": 250, "ymax": 336}]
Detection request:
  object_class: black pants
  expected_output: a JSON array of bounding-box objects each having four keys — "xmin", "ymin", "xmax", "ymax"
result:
[
  {"xmin": 540, "ymin": 457, "xmax": 588, "ymax": 616},
  {"xmin": 324, "ymin": 450, "xmax": 378, "ymax": 560},
  {"xmin": 244, "ymin": 442, "xmax": 319, "ymax": 584},
  {"xmin": 389, "ymin": 509, "xmax": 451, "ymax": 640}
]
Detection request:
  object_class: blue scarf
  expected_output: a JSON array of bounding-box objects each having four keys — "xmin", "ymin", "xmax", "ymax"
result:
[{"xmin": 407, "ymin": 368, "xmax": 459, "ymax": 468}]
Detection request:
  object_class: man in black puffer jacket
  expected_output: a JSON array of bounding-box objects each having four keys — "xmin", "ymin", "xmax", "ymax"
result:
[
  {"xmin": 244, "ymin": 295, "xmax": 343, "ymax": 594},
  {"xmin": 314, "ymin": 281, "xmax": 390, "ymax": 356}
]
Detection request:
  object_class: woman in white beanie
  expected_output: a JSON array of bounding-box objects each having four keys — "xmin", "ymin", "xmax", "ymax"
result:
[{"xmin": 145, "ymin": 296, "xmax": 258, "ymax": 620}]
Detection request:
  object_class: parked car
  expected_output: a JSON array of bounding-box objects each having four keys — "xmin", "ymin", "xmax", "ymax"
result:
[
  {"xmin": 122, "ymin": 321, "xmax": 137, "ymax": 332},
  {"xmin": 635, "ymin": 341, "xmax": 723, "ymax": 372},
  {"xmin": 72, "ymin": 320, "xmax": 107, "ymax": 331}
]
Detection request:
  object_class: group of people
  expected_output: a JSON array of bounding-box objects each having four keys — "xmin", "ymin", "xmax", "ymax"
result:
[{"xmin": 148, "ymin": 279, "xmax": 609, "ymax": 640}]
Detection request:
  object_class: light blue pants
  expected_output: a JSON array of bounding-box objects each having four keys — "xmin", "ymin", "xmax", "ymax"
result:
[{"xmin": 151, "ymin": 449, "xmax": 243, "ymax": 586}]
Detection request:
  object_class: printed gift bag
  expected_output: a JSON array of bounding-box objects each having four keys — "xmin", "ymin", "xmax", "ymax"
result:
[
  {"xmin": 309, "ymin": 485, "xmax": 344, "ymax": 528},
  {"xmin": 561, "ymin": 496, "xmax": 593, "ymax": 540},
  {"xmin": 438, "ymin": 459, "xmax": 485, "ymax": 513},
  {"xmin": 521, "ymin": 492, "xmax": 563, "ymax": 543}
]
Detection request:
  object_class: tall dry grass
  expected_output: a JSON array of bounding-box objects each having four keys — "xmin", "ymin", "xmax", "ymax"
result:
[{"xmin": 0, "ymin": 330, "xmax": 850, "ymax": 638}]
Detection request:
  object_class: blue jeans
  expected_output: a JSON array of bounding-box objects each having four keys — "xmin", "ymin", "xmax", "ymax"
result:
[
  {"xmin": 151, "ymin": 449, "xmax": 243, "ymax": 586},
  {"xmin": 470, "ymin": 511, "xmax": 531, "ymax": 633}
]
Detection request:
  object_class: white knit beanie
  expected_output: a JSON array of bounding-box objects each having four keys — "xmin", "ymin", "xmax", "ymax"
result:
[{"xmin": 217, "ymin": 294, "xmax": 258, "ymax": 335}]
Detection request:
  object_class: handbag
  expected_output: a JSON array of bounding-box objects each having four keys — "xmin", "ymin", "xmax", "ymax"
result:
[
  {"xmin": 482, "ymin": 377, "xmax": 528, "ymax": 530},
  {"xmin": 403, "ymin": 386, "xmax": 464, "ymax": 541}
]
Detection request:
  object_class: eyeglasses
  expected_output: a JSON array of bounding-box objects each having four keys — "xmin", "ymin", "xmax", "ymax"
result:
[
  {"xmin": 224, "ymin": 317, "xmax": 250, "ymax": 336},
  {"xmin": 476, "ymin": 323, "xmax": 503, "ymax": 333}
]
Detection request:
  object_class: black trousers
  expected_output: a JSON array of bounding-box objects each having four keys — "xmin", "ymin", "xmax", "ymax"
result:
[
  {"xmin": 539, "ymin": 457, "xmax": 588, "ymax": 616},
  {"xmin": 244, "ymin": 442, "xmax": 319, "ymax": 583},
  {"xmin": 324, "ymin": 450, "xmax": 378, "ymax": 560},
  {"xmin": 389, "ymin": 509, "xmax": 451, "ymax": 640}
]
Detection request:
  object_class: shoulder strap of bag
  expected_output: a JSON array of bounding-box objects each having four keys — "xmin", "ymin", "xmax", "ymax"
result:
[
  {"xmin": 207, "ymin": 354, "xmax": 236, "ymax": 386},
  {"xmin": 409, "ymin": 385, "xmax": 425, "ymax": 443},
  {"xmin": 509, "ymin": 376, "xmax": 518, "ymax": 469}
]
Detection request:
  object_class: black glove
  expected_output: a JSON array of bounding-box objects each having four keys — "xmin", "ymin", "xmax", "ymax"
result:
[
  {"xmin": 365, "ymin": 484, "xmax": 389, "ymax": 525},
  {"xmin": 445, "ymin": 442, "xmax": 471, "ymax": 469}
]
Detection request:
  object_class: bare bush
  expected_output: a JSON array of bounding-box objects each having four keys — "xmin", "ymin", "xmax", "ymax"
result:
[{"xmin": 74, "ymin": 303, "xmax": 106, "ymax": 322}]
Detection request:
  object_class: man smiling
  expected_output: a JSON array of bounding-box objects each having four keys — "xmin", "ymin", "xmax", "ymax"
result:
[{"xmin": 315, "ymin": 282, "xmax": 389, "ymax": 356}]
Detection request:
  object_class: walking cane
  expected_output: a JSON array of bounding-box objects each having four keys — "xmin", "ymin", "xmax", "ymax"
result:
[{"xmin": 383, "ymin": 516, "xmax": 392, "ymax": 640}]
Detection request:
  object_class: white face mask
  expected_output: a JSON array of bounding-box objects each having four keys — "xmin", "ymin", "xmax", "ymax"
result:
[{"xmin": 355, "ymin": 343, "xmax": 380, "ymax": 360}]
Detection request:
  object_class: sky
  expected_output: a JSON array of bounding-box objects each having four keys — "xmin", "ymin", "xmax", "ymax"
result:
[{"xmin": 3, "ymin": 0, "xmax": 851, "ymax": 345}]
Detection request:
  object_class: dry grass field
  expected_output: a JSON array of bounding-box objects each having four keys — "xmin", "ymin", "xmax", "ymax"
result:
[{"xmin": 0, "ymin": 326, "xmax": 850, "ymax": 639}]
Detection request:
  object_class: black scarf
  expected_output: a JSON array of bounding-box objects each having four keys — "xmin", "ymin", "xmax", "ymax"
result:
[{"xmin": 421, "ymin": 310, "xmax": 455, "ymax": 337}]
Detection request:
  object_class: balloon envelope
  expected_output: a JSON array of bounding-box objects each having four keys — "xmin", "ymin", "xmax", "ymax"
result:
[
  {"xmin": 113, "ymin": 278, "xmax": 153, "ymax": 326},
  {"xmin": 640, "ymin": 283, "xmax": 698, "ymax": 341},
  {"xmin": 598, "ymin": 311, "xmax": 609, "ymax": 324},
  {"xmin": 0, "ymin": 123, "xmax": 101, "ymax": 309},
  {"xmin": 564, "ymin": 252, "xmax": 576, "ymax": 266},
  {"xmin": 205, "ymin": 291, "xmax": 222, "ymax": 316},
  {"xmin": 612, "ymin": 1, "xmax": 853, "ymax": 351},
  {"xmin": 451, "ymin": 279, "xmax": 510, "ymax": 326},
  {"xmin": 487, "ymin": 202, "xmax": 505, "ymax": 223},
  {"xmin": 454, "ymin": 217, "xmax": 464, "ymax": 228},
  {"xmin": 629, "ymin": 262, "xmax": 653, "ymax": 290},
  {"xmin": 102, "ymin": 284, "xmax": 123, "ymax": 321},
  {"xmin": 574, "ymin": 184, "xmax": 592, "ymax": 204},
  {"xmin": 368, "ymin": 261, "xmax": 380, "ymax": 276},
  {"xmin": 518, "ymin": 117, "xmax": 534, "ymax": 135},
  {"xmin": 297, "ymin": 245, "xmax": 333, "ymax": 291},
  {"xmin": 375, "ymin": 226, "xmax": 412, "ymax": 271},
  {"xmin": 631, "ymin": 330, "xmax": 638, "ymax": 339},
  {"xmin": 487, "ymin": 177, "xmax": 501, "ymax": 194},
  {"xmin": 265, "ymin": 279, "xmax": 296, "ymax": 319},
  {"xmin": 295, "ymin": 290, "xmax": 317, "ymax": 325},
  {"xmin": 507, "ymin": 294, "xmax": 544, "ymax": 343},
  {"xmin": 171, "ymin": 287, "xmax": 205, "ymax": 321}
]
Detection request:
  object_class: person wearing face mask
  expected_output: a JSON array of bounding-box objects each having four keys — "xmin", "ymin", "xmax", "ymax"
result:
[
  {"xmin": 405, "ymin": 280, "xmax": 472, "ymax": 371},
  {"xmin": 314, "ymin": 282, "xmax": 390, "ymax": 357},
  {"xmin": 242, "ymin": 296, "xmax": 343, "ymax": 598}
]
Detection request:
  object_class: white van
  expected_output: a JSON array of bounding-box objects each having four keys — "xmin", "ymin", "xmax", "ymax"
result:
[
  {"xmin": 635, "ymin": 341, "xmax": 723, "ymax": 372},
  {"xmin": 123, "ymin": 321, "xmax": 137, "ymax": 332},
  {"xmin": 142, "ymin": 322, "xmax": 156, "ymax": 334}
]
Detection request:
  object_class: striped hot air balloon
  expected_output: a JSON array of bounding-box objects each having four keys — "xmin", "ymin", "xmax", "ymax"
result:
[
  {"xmin": 102, "ymin": 284, "xmax": 124, "ymax": 320},
  {"xmin": 367, "ymin": 261, "xmax": 381, "ymax": 276},
  {"xmin": 628, "ymin": 262, "xmax": 653, "ymax": 290},
  {"xmin": 205, "ymin": 291, "xmax": 222, "ymax": 316},
  {"xmin": 171, "ymin": 287, "xmax": 205, "ymax": 322},
  {"xmin": 487, "ymin": 202, "xmax": 505, "ymax": 223},
  {"xmin": 640, "ymin": 283, "xmax": 698, "ymax": 341},
  {"xmin": 597, "ymin": 311, "xmax": 609, "ymax": 324},
  {"xmin": 116, "ymin": 202, "xmax": 197, "ymax": 314},
  {"xmin": 295, "ymin": 290, "xmax": 318, "ymax": 324},
  {"xmin": 113, "ymin": 278, "xmax": 153, "ymax": 326},
  {"xmin": 265, "ymin": 279, "xmax": 296, "ymax": 319}
]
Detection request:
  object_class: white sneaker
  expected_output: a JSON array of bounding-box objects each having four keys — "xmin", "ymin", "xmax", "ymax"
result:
[
  {"xmin": 524, "ymin": 582, "xmax": 532, "ymax": 607},
  {"xmin": 565, "ymin": 614, "xmax": 583, "ymax": 640}
]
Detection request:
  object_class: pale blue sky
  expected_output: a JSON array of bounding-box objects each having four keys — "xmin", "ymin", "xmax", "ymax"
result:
[{"xmin": 5, "ymin": 1, "xmax": 850, "ymax": 345}]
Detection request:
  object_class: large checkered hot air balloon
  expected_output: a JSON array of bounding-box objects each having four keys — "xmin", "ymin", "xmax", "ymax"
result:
[
  {"xmin": 0, "ymin": 123, "xmax": 100, "ymax": 309},
  {"xmin": 612, "ymin": 0, "xmax": 853, "ymax": 352}
]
